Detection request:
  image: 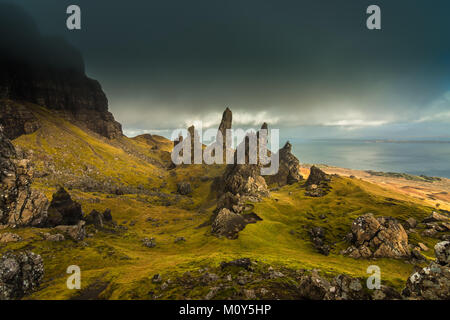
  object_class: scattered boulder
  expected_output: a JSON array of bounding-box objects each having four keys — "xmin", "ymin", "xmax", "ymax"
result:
[
  {"xmin": 435, "ymin": 241, "xmax": 450, "ymax": 266},
  {"xmin": 46, "ymin": 187, "xmax": 83, "ymax": 227},
  {"xmin": 84, "ymin": 209, "xmax": 113, "ymax": 229},
  {"xmin": 411, "ymin": 248, "xmax": 426, "ymax": 261},
  {"xmin": 42, "ymin": 233, "xmax": 65, "ymax": 242},
  {"xmin": 0, "ymin": 251, "xmax": 44, "ymax": 300},
  {"xmin": 309, "ymin": 227, "xmax": 330, "ymax": 256},
  {"xmin": 54, "ymin": 221, "xmax": 86, "ymax": 241},
  {"xmin": 418, "ymin": 242, "xmax": 429, "ymax": 251},
  {"xmin": 0, "ymin": 232, "xmax": 22, "ymax": 243},
  {"xmin": 142, "ymin": 237, "xmax": 156, "ymax": 248},
  {"xmin": 422, "ymin": 211, "xmax": 450, "ymax": 223},
  {"xmin": 405, "ymin": 217, "xmax": 417, "ymax": 229},
  {"xmin": 176, "ymin": 182, "xmax": 192, "ymax": 195},
  {"xmin": 152, "ymin": 274, "xmax": 162, "ymax": 283},
  {"xmin": 174, "ymin": 237, "xmax": 186, "ymax": 243},
  {"xmin": 205, "ymin": 286, "xmax": 220, "ymax": 300},
  {"xmin": 402, "ymin": 241, "xmax": 450, "ymax": 299},
  {"xmin": 211, "ymin": 208, "xmax": 246, "ymax": 239},
  {"xmin": 220, "ymin": 258, "xmax": 252, "ymax": 271},
  {"xmin": 343, "ymin": 213, "xmax": 410, "ymax": 259},
  {"xmin": 298, "ymin": 272, "xmax": 373, "ymax": 300},
  {"xmin": 243, "ymin": 289, "xmax": 256, "ymax": 299},
  {"xmin": 298, "ymin": 272, "xmax": 332, "ymax": 300}
]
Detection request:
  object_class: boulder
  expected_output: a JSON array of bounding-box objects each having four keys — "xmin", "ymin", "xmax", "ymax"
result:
[
  {"xmin": 309, "ymin": 227, "xmax": 330, "ymax": 256},
  {"xmin": 142, "ymin": 237, "xmax": 156, "ymax": 248},
  {"xmin": 434, "ymin": 241, "xmax": 450, "ymax": 266},
  {"xmin": 220, "ymin": 258, "xmax": 253, "ymax": 270},
  {"xmin": 176, "ymin": 182, "xmax": 192, "ymax": 195},
  {"xmin": 0, "ymin": 251, "xmax": 44, "ymax": 300},
  {"xmin": 84, "ymin": 209, "xmax": 113, "ymax": 228},
  {"xmin": 85, "ymin": 209, "xmax": 104, "ymax": 228},
  {"xmin": 44, "ymin": 233, "xmax": 65, "ymax": 242},
  {"xmin": 422, "ymin": 211, "xmax": 450, "ymax": 223},
  {"xmin": 211, "ymin": 208, "xmax": 246, "ymax": 239},
  {"xmin": 343, "ymin": 213, "xmax": 410, "ymax": 259},
  {"xmin": 46, "ymin": 187, "xmax": 83, "ymax": 227},
  {"xmin": 405, "ymin": 217, "xmax": 417, "ymax": 229},
  {"xmin": 54, "ymin": 221, "xmax": 86, "ymax": 241},
  {"xmin": 0, "ymin": 232, "xmax": 22, "ymax": 243}
]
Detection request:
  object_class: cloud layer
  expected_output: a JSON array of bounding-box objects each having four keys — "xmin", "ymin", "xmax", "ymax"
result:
[{"xmin": 2, "ymin": 0, "xmax": 450, "ymax": 138}]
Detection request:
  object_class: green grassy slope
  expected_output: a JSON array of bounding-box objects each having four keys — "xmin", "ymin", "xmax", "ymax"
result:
[{"xmin": 1, "ymin": 102, "xmax": 446, "ymax": 299}]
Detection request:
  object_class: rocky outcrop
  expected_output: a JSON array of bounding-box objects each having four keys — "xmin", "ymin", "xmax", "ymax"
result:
[
  {"xmin": 0, "ymin": 100, "xmax": 41, "ymax": 140},
  {"xmin": 177, "ymin": 182, "xmax": 192, "ymax": 195},
  {"xmin": 305, "ymin": 166, "xmax": 329, "ymax": 187},
  {"xmin": 297, "ymin": 270, "xmax": 402, "ymax": 300},
  {"xmin": 222, "ymin": 161, "xmax": 269, "ymax": 199},
  {"xmin": 0, "ymin": 251, "xmax": 44, "ymax": 300},
  {"xmin": 420, "ymin": 211, "xmax": 450, "ymax": 238},
  {"xmin": 0, "ymin": 68, "xmax": 122, "ymax": 139},
  {"xmin": 211, "ymin": 208, "xmax": 262, "ymax": 239},
  {"xmin": 402, "ymin": 241, "xmax": 450, "ymax": 300},
  {"xmin": 264, "ymin": 141, "xmax": 302, "ymax": 187},
  {"xmin": 0, "ymin": 5, "xmax": 122, "ymax": 139},
  {"xmin": 0, "ymin": 130, "xmax": 48, "ymax": 227},
  {"xmin": 309, "ymin": 227, "xmax": 330, "ymax": 256},
  {"xmin": 212, "ymin": 208, "xmax": 246, "ymax": 239},
  {"xmin": 435, "ymin": 241, "xmax": 450, "ymax": 266},
  {"xmin": 304, "ymin": 166, "xmax": 331, "ymax": 197},
  {"xmin": 220, "ymin": 124, "xmax": 270, "ymax": 199},
  {"xmin": 343, "ymin": 213, "xmax": 410, "ymax": 259},
  {"xmin": 211, "ymin": 112, "xmax": 269, "ymax": 238},
  {"xmin": 84, "ymin": 209, "xmax": 113, "ymax": 229},
  {"xmin": 45, "ymin": 187, "xmax": 83, "ymax": 227}
]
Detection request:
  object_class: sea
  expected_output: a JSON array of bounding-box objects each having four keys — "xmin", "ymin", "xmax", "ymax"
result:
[{"xmin": 287, "ymin": 139, "xmax": 450, "ymax": 179}]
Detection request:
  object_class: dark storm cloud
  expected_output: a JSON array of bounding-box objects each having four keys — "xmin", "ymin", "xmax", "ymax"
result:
[
  {"xmin": 0, "ymin": 3, "xmax": 84, "ymax": 72},
  {"xmin": 1, "ymin": 0, "xmax": 450, "ymax": 136}
]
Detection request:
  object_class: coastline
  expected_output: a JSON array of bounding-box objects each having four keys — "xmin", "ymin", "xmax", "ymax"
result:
[{"xmin": 300, "ymin": 164, "xmax": 450, "ymax": 211}]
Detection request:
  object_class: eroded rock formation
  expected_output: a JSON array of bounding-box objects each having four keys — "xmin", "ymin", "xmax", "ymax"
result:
[
  {"xmin": 45, "ymin": 187, "xmax": 83, "ymax": 227},
  {"xmin": 304, "ymin": 166, "xmax": 331, "ymax": 197},
  {"xmin": 0, "ymin": 130, "xmax": 48, "ymax": 227},
  {"xmin": 264, "ymin": 141, "xmax": 302, "ymax": 186},
  {"xmin": 0, "ymin": 251, "xmax": 44, "ymax": 300},
  {"xmin": 343, "ymin": 213, "xmax": 410, "ymax": 259}
]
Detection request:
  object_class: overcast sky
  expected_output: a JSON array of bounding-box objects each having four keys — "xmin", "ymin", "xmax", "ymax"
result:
[{"xmin": 2, "ymin": 0, "xmax": 450, "ymax": 139}]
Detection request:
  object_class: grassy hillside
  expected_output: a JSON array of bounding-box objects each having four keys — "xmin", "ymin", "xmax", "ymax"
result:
[{"xmin": 1, "ymin": 102, "xmax": 448, "ymax": 299}]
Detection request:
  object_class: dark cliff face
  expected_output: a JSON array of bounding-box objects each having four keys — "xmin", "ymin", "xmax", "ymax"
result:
[{"xmin": 0, "ymin": 4, "xmax": 122, "ymax": 139}]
